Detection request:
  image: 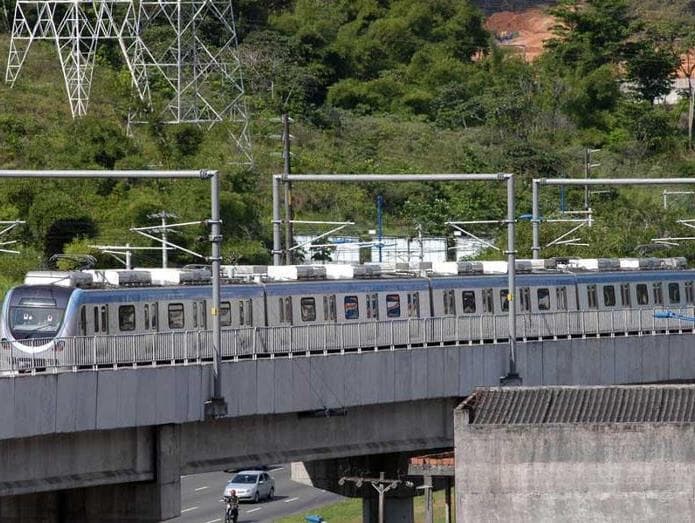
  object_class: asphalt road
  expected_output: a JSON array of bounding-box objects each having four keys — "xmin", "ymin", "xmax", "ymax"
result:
[{"xmin": 170, "ymin": 466, "xmax": 345, "ymax": 523}]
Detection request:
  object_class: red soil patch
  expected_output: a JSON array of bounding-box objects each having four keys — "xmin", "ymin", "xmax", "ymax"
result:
[{"xmin": 485, "ymin": 7, "xmax": 556, "ymax": 61}]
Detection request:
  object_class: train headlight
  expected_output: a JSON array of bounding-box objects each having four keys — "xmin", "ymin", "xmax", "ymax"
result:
[{"xmin": 55, "ymin": 340, "xmax": 65, "ymax": 352}]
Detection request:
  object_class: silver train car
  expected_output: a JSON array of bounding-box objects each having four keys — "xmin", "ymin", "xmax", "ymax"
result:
[{"xmin": 1, "ymin": 258, "xmax": 693, "ymax": 370}]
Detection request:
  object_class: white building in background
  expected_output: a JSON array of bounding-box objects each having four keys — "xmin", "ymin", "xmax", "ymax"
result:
[
  {"xmin": 294, "ymin": 234, "xmax": 491, "ymax": 265},
  {"xmin": 294, "ymin": 235, "xmax": 361, "ymax": 264},
  {"xmin": 370, "ymin": 236, "xmax": 447, "ymax": 264}
]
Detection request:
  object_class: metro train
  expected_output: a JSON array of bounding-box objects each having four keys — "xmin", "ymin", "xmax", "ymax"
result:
[{"xmin": 1, "ymin": 257, "xmax": 694, "ymax": 369}]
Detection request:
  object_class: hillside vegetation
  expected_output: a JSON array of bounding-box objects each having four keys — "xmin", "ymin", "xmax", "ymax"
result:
[{"xmin": 0, "ymin": 0, "xmax": 694, "ymax": 293}]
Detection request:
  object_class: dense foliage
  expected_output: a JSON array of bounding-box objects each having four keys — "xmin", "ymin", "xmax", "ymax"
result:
[{"xmin": 0, "ymin": 0, "xmax": 693, "ymax": 294}]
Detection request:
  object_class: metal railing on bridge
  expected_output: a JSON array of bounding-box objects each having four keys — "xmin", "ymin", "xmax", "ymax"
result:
[{"xmin": 2, "ymin": 307, "xmax": 693, "ymax": 374}]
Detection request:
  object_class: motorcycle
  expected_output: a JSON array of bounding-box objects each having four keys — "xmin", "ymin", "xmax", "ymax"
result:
[{"xmin": 224, "ymin": 496, "xmax": 239, "ymax": 523}]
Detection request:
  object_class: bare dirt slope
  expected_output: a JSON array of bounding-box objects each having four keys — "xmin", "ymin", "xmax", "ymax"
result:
[{"xmin": 485, "ymin": 7, "xmax": 556, "ymax": 61}]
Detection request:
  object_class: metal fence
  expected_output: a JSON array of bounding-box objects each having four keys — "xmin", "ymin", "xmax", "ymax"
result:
[{"xmin": 1, "ymin": 307, "xmax": 693, "ymax": 374}]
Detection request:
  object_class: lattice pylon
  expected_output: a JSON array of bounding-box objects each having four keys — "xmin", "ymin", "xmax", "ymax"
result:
[
  {"xmin": 135, "ymin": 0, "xmax": 253, "ymax": 165},
  {"xmin": 6, "ymin": 0, "xmax": 150, "ymax": 118}
]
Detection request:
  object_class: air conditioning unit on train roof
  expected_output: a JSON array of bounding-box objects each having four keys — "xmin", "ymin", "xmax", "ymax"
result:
[
  {"xmin": 136, "ymin": 268, "xmax": 211, "ymax": 285},
  {"xmin": 663, "ymin": 257, "xmax": 687, "ymax": 269},
  {"xmin": 352, "ymin": 264, "xmax": 382, "ymax": 278},
  {"xmin": 266, "ymin": 264, "xmax": 328, "ymax": 281},
  {"xmin": 568, "ymin": 258, "xmax": 621, "ymax": 271},
  {"xmin": 86, "ymin": 270, "xmax": 151, "ymax": 286},
  {"xmin": 325, "ymin": 264, "xmax": 354, "ymax": 279},
  {"xmin": 24, "ymin": 270, "xmax": 93, "ymax": 288},
  {"xmin": 221, "ymin": 265, "xmax": 268, "ymax": 279}
]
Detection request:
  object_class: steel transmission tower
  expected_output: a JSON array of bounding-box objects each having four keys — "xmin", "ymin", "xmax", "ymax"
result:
[
  {"xmin": 132, "ymin": 0, "xmax": 253, "ymax": 164},
  {"xmin": 6, "ymin": 0, "xmax": 252, "ymax": 165},
  {"xmin": 6, "ymin": 0, "xmax": 147, "ymax": 116}
]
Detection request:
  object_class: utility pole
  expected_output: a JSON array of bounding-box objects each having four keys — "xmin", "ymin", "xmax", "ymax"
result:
[
  {"xmin": 583, "ymin": 148, "xmax": 601, "ymax": 211},
  {"xmin": 339, "ymin": 472, "xmax": 414, "ymax": 523},
  {"xmin": 416, "ymin": 223, "xmax": 424, "ymax": 264},
  {"xmin": 282, "ymin": 113, "xmax": 294, "ymax": 265},
  {"xmin": 376, "ymin": 194, "xmax": 384, "ymax": 263},
  {"xmin": 148, "ymin": 211, "xmax": 177, "ymax": 268}
]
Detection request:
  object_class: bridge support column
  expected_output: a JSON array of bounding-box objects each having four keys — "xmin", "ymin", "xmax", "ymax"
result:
[
  {"xmin": 362, "ymin": 495, "xmax": 414, "ymax": 523},
  {"xmin": 0, "ymin": 425, "xmax": 181, "ymax": 522}
]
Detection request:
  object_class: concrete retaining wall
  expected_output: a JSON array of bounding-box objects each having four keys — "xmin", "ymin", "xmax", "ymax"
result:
[{"xmin": 455, "ymin": 416, "xmax": 695, "ymax": 521}]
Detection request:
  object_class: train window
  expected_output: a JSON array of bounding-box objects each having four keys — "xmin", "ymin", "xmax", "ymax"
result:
[
  {"xmin": 407, "ymin": 293, "xmax": 420, "ymax": 317},
  {"xmin": 636, "ymin": 284, "xmax": 649, "ymax": 305},
  {"xmin": 246, "ymin": 300, "xmax": 253, "ymax": 325},
  {"xmin": 587, "ymin": 285, "xmax": 598, "ymax": 309},
  {"xmin": 443, "ymin": 290, "xmax": 456, "ymax": 315},
  {"xmin": 687, "ymin": 282, "xmax": 695, "ymax": 304},
  {"xmin": 386, "ymin": 294, "xmax": 401, "ymax": 318},
  {"xmin": 620, "ymin": 284, "xmax": 631, "ymax": 307},
  {"xmin": 279, "ymin": 297, "xmax": 293, "ymax": 324},
  {"xmin": 151, "ymin": 303, "xmax": 158, "ymax": 330},
  {"xmin": 653, "ymin": 282, "xmax": 663, "ymax": 305},
  {"xmin": 301, "ymin": 298, "xmax": 317, "ymax": 322},
  {"xmin": 519, "ymin": 287, "xmax": 530, "ymax": 312},
  {"xmin": 344, "ymin": 296, "xmax": 359, "ymax": 320},
  {"xmin": 94, "ymin": 307, "xmax": 99, "ymax": 332},
  {"xmin": 118, "ymin": 305, "xmax": 136, "ymax": 331},
  {"xmin": 556, "ymin": 287, "xmax": 568, "ymax": 311},
  {"xmin": 80, "ymin": 306, "xmax": 86, "ymax": 335},
  {"xmin": 219, "ymin": 302, "xmax": 231, "ymax": 327},
  {"xmin": 603, "ymin": 285, "xmax": 616, "ymax": 307},
  {"xmin": 199, "ymin": 302, "xmax": 207, "ymax": 329},
  {"xmin": 193, "ymin": 302, "xmax": 198, "ymax": 328},
  {"xmin": 669, "ymin": 283, "xmax": 680, "ymax": 304},
  {"xmin": 482, "ymin": 288, "xmax": 494, "ymax": 313},
  {"xmin": 101, "ymin": 305, "xmax": 109, "ymax": 334},
  {"xmin": 537, "ymin": 288, "xmax": 550, "ymax": 311},
  {"xmin": 144, "ymin": 304, "xmax": 150, "ymax": 330},
  {"xmin": 462, "ymin": 291, "xmax": 476, "ymax": 314},
  {"xmin": 168, "ymin": 303, "xmax": 185, "ymax": 329},
  {"xmin": 500, "ymin": 289, "xmax": 509, "ymax": 312}
]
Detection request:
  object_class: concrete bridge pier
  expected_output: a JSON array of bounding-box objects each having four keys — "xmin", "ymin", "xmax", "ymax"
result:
[
  {"xmin": 0, "ymin": 425, "xmax": 181, "ymax": 522},
  {"xmin": 293, "ymin": 453, "xmax": 422, "ymax": 522}
]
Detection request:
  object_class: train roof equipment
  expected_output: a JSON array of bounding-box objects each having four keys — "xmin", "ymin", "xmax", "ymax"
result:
[
  {"xmin": 85, "ymin": 270, "xmax": 151, "ymax": 287},
  {"xmin": 18, "ymin": 256, "xmax": 690, "ymax": 289},
  {"xmin": 24, "ymin": 270, "xmax": 94, "ymax": 288}
]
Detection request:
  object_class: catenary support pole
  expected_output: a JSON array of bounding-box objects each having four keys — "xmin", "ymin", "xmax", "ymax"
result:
[
  {"xmin": 272, "ymin": 175, "xmax": 282, "ymax": 266},
  {"xmin": 502, "ymin": 174, "xmax": 519, "ymax": 385},
  {"xmin": 206, "ymin": 169, "xmax": 227, "ymax": 417},
  {"xmin": 282, "ymin": 113, "xmax": 293, "ymax": 265},
  {"xmin": 532, "ymin": 180, "xmax": 540, "ymax": 259}
]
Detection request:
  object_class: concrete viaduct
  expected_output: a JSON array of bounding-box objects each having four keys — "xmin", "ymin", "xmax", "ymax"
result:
[{"xmin": 1, "ymin": 332, "xmax": 694, "ymax": 521}]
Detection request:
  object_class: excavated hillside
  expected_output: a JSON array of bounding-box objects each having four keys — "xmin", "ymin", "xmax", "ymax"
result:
[{"xmin": 485, "ymin": 7, "xmax": 556, "ymax": 61}]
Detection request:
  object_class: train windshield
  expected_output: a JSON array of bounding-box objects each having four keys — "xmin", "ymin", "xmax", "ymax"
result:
[{"xmin": 9, "ymin": 299, "xmax": 65, "ymax": 340}]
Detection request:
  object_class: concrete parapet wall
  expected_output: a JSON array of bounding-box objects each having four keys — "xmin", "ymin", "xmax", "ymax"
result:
[
  {"xmin": 455, "ymin": 419, "xmax": 695, "ymax": 521},
  {"xmin": 2, "ymin": 334, "xmax": 694, "ymax": 442}
]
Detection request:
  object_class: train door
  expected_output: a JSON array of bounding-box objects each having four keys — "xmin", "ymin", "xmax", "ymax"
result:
[
  {"xmin": 338, "ymin": 293, "xmax": 362, "ymax": 349},
  {"xmin": 405, "ymin": 291, "xmax": 424, "ymax": 344},
  {"xmin": 321, "ymin": 295, "xmax": 338, "ymax": 350}
]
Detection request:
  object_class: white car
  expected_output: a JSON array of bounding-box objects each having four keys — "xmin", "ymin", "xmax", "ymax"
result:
[{"xmin": 223, "ymin": 470, "xmax": 275, "ymax": 502}]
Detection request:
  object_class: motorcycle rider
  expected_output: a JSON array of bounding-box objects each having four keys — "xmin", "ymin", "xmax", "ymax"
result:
[{"xmin": 224, "ymin": 489, "xmax": 240, "ymax": 523}]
